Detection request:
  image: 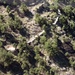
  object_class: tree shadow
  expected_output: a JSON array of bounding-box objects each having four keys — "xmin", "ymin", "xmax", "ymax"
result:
[
  {"xmin": 19, "ymin": 28, "xmax": 30, "ymax": 38},
  {"xmin": 24, "ymin": 10, "xmax": 33, "ymax": 18},
  {"xmin": 9, "ymin": 13, "xmax": 15, "ymax": 20},
  {"xmin": 37, "ymin": 3, "xmax": 50, "ymax": 14},
  {"xmin": 0, "ymin": 61, "xmax": 23, "ymax": 75},
  {"xmin": 0, "ymin": 64, "xmax": 6, "ymax": 73},
  {"xmin": 28, "ymin": 50, "xmax": 36, "ymax": 66},
  {"xmin": 3, "ymin": 33, "xmax": 18, "ymax": 43},
  {"xmin": 25, "ymin": 0, "xmax": 44, "ymax": 6},
  {"xmin": 53, "ymin": 52, "xmax": 70, "ymax": 67},
  {"xmin": 58, "ymin": 39, "xmax": 75, "ymax": 54},
  {"xmin": 16, "ymin": 8, "xmax": 33, "ymax": 18},
  {"xmin": 8, "ymin": 61, "xmax": 23, "ymax": 75},
  {"xmin": 9, "ymin": 22, "xmax": 30, "ymax": 38}
]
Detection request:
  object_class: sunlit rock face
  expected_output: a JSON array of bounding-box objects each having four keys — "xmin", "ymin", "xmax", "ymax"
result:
[{"xmin": 4, "ymin": 45, "xmax": 16, "ymax": 52}]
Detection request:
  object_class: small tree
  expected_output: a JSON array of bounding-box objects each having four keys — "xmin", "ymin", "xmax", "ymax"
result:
[
  {"xmin": 59, "ymin": 15, "xmax": 67, "ymax": 24},
  {"xmin": 13, "ymin": 0, "xmax": 18, "ymax": 6},
  {"xmin": 0, "ymin": 41, "xmax": 3, "ymax": 47},
  {"xmin": 45, "ymin": 38, "xmax": 58, "ymax": 57},
  {"xmin": 0, "ymin": 48, "xmax": 13, "ymax": 67},
  {"xmin": 7, "ymin": 17, "xmax": 22, "ymax": 30},
  {"xmin": 63, "ymin": 5, "xmax": 73, "ymax": 16},
  {"xmin": 69, "ymin": 20, "xmax": 75, "ymax": 30},
  {"xmin": 0, "ymin": 23, "xmax": 7, "ymax": 33},
  {"xmin": 69, "ymin": 57, "xmax": 75, "ymax": 69},
  {"xmin": 20, "ymin": 3, "xmax": 28, "ymax": 13},
  {"xmin": 50, "ymin": 3, "xmax": 58, "ymax": 11},
  {"xmin": 40, "ymin": 36, "xmax": 46, "ymax": 44}
]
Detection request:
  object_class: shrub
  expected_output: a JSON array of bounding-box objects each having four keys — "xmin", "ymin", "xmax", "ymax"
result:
[
  {"xmin": 50, "ymin": 3, "xmax": 58, "ymax": 11},
  {"xmin": 69, "ymin": 57, "xmax": 75, "ymax": 69},
  {"xmin": 45, "ymin": 38, "xmax": 58, "ymax": 57},
  {"xmin": 20, "ymin": 3, "xmax": 28, "ymax": 13},
  {"xmin": 35, "ymin": 14, "xmax": 47, "ymax": 26},
  {"xmin": 0, "ymin": 23, "xmax": 7, "ymax": 33},
  {"xmin": 59, "ymin": 15, "xmax": 67, "ymax": 24},
  {"xmin": 63, "ymin": 5, "xmax": 73, "ymax": 16},
  {"xmin": 40, "ymin": 36, "xmax": 46, "ymax": 44},
  {"xmin": 69, "ymin": 20, "xmax": 75, "ymax": 30},
  {"xmin": 0, "ymin": 48, "xmax": 13, "ymax": 67}
]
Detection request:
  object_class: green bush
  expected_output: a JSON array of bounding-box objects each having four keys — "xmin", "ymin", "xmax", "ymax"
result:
[
  {"xmin": 45, "ymin": 38, "xmax": 58, "ymax": 57},
  {"xmin": 8, "ymin": 17, "xmax": 22, "ymax": 30},
  {"xmin": 59, "ymin": 15, "xmax": 67, "ymax": 24},
  {"xmin": 35, "ymin": 14, "xmax": 47, "ymax": 26},
  {"xmin": 50, "ymin": 3, "xmax": 58, "ymax": 11},
  {"xmin": 63, "ymin": 5, "xmax": 73, "ymax": 16},
  {"xmin": 0, "ymin": 48, "xmax": 13, "ymax": 67},
  {"xmin": 69, "ymin": 57, "xmax": 75, "ymax": 69},
  {"xmin": 0, "ymin": 23, "xmax": 7, "ymax": 33},
  {"xmin": 40, "ymin": 36, "xmax": 46, "ymax": 44}
]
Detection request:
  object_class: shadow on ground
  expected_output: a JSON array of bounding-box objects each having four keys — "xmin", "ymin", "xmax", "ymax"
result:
[
  {"xmin": 19, "ymin": 28, "xmax": 30, "ymax": 38},
  {"xmin": 53, "ymin": 52, "xmax": 70, "ymax": 67},
  {"xmin": 25, "ymin": 0, "xmax": 46, "ymax": 6}
]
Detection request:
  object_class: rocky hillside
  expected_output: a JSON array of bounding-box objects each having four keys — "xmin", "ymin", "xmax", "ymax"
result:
[{"xmin": 0, "ymin": 0, "xmax": 75, "ymax": 75}]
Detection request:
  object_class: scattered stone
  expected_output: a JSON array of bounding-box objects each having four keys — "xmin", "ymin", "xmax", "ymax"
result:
[
  {"xmin": 4, "ymin": 44, "xmax": 16, "ymax": 52},
  {"xmin": 53, "ymin": 16, "xmax": 59, "ymax": 25}
]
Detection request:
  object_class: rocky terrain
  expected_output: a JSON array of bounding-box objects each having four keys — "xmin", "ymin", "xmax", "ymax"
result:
[{"xmin": 0, "ymin": 0, "xmax": 75, "ymax": 75}]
